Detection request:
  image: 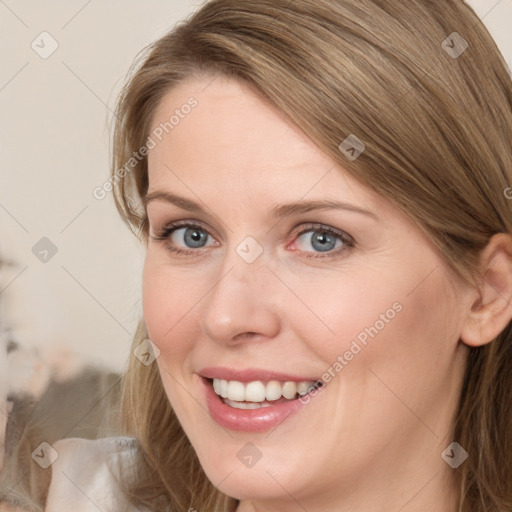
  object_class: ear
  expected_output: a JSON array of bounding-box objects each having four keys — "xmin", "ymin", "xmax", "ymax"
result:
[{"xmin": 460, "ymin": 233, "xmax": 512, "ymax": 347}]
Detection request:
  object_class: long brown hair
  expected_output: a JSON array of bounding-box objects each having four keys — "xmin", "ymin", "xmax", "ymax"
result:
[{"xmin": 112, "ymin": 1, "xmax": 512, "ymax": 510}]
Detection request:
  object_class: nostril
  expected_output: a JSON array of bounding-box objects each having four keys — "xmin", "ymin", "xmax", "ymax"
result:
[{"xmin": 233, "ymin": 332, "xmax": 259, "ymax": 342}]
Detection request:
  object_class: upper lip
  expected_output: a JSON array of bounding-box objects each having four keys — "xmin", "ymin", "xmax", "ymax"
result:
[{"xmin": 198, "ymin": 367, "xmax": 321, "ymax": 383}]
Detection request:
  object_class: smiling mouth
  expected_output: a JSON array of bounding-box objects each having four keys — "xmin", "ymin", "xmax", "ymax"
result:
[{"xmin": 208, "ymin": 377, "xmax": 324, "ymax": 409}]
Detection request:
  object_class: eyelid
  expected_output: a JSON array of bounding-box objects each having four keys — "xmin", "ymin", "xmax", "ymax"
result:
[
  {"xmin": 149, "ymin": 222, "xmax": 219, "ymax": 259},
  {"xmin": 152, "ymin": 221, "xmax": 352, "ymax": 241},
  {"xmin": 151, "ymin": 219, "xmax": 219, "ymax": 241},
  {"xmin": 291, "ymin": 223, "xmax": 355, "ymax": 246},
  {"xmin": 287, "ymin": 226, "xmax": 354, "ymax": 262},
  {"xmin": 150, "ymin": 219, "xmax": 355, "ymax": 258}
]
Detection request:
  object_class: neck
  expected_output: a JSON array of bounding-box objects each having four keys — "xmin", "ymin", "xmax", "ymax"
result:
[{"xmin": 235, "ymin": 451, "xmax": 461, "ymax": 512}]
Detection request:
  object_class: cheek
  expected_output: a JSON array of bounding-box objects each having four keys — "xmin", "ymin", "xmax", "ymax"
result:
[
  {"xmin": 286, "ymin": 268, "xmax": 404, "ymax": 364},
  {"xmin": 330, "ymin": 266, "xmax": 462, "ymax": 411},
  {"xmin": 142, "ymin": 254, "xmax": 206, "ymax": 360},
  {"xmin": 293, "ymin": 262, "xmax": 459, "ymax": 384}
]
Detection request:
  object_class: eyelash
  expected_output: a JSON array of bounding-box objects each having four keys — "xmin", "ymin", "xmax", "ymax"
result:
[{"xmin": 150, "ymin": 221, "xmax": 355, "ymax": 259}]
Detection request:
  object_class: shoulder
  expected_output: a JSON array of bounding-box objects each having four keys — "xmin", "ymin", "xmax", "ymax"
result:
[{"xmin": 45, "ymin": 436, "xmax": 141, "ymax": 512}]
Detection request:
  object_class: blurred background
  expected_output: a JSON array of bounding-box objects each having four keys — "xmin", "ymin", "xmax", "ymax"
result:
[
  {"xmin": 0, "ymin": 0, "xmax": 511, "ymax": 508},
  {"xmin": 0, "ymin": 1, "xmax": 205, "ymax": 508}
]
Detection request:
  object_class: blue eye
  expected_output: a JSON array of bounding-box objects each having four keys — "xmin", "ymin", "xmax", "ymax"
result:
[
  {"xmin": 151, "ymin": 223, "xmax": 216, "ymax": 254},
  {"xmin": 151, "ymin": 221, "xmax": 354, "ymax": 259},
  {"xmin": 169, "ymin": 226, "xmax": 213, "ymax": 249},
  {"xmin": 294, "ymin": 226, "xmax": 352, "ymax": 256},
  {"xmin": 297, "ymin": 230, "xmax": 340, "ymax": 252}
]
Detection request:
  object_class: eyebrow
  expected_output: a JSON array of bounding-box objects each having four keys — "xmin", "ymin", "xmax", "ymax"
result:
[{"xmin": 143, "ymin": 191, "xmax": 377, "ymax": 220}]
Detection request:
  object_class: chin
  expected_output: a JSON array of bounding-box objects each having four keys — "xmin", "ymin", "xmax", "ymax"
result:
[{"xmin": 200, "ymin": 457, "xmax": 296, "ymax": 501}]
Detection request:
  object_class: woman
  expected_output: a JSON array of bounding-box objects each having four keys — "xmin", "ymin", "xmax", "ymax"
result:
[{"xmin": 44, "ymin": 0, "xmax": 512, "ymax": 511}]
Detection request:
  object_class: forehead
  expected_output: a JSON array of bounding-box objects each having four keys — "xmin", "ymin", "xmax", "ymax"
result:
[
  {"xmin": 149, "ymin": 77, "xmax": 328, "ymax": 169},
  {"xmin": 147, "ymin": 76, "xmax": 386, "ymax": 214}
]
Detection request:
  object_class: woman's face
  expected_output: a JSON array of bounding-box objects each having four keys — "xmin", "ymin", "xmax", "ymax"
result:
[{"xmin": 143, "ymin": 76, "xmax": 472, "ymax": 509}]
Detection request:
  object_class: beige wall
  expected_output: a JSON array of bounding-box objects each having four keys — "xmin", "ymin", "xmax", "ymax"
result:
[{"xmin": 0, "ymin": 0, "xmax": 511, "ymax": 378}]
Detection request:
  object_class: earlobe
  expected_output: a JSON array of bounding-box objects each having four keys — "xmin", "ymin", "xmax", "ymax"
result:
[{"xmin": 460, "ymin": 233, "xmax": 512, "ymax": 347}]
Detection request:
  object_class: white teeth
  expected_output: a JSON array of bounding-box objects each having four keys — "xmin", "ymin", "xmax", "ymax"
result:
[
  {"xmin": 245, "ymin": 381, "xmax": 266, "ymax": 402},
  {"xmin": 218, "ymin": 379, "xmax": 229, "ymax": 398},
  {"xmin": 297, "ymin": 381, "xmax": 313, "ymax": 396},
  {"xmin": 227, "ymin": 380, "xmax": 245, "ymax": 401},
  {"xmin": 212, "ymin": 378, "xmax": 318, "ymax": 403},
  {"xmin": 225, "ymin": 399, "xmax": 273, "ymax": 409},
  {"xmin": 282, "ymin": 381, "xmax": 297, "ymax": 399},
  {"xmin": 265, "ymin": 380, "xmax": 282, "ymax": 401}
]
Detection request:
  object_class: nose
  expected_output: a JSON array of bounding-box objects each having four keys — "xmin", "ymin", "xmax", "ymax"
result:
[{"xmin": 199, "ymin": 256, "xmax": 281, "ymax": 346}]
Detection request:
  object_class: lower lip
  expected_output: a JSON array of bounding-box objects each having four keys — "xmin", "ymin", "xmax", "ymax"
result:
[{"xmin": 201, "ymin": 377, "xmax": 320, "ymax": 432}]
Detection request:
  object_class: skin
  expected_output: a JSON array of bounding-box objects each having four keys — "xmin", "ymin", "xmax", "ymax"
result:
[{"xmin": 142, "ymin": 75, "xmax": 512, "ymax": 512}]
